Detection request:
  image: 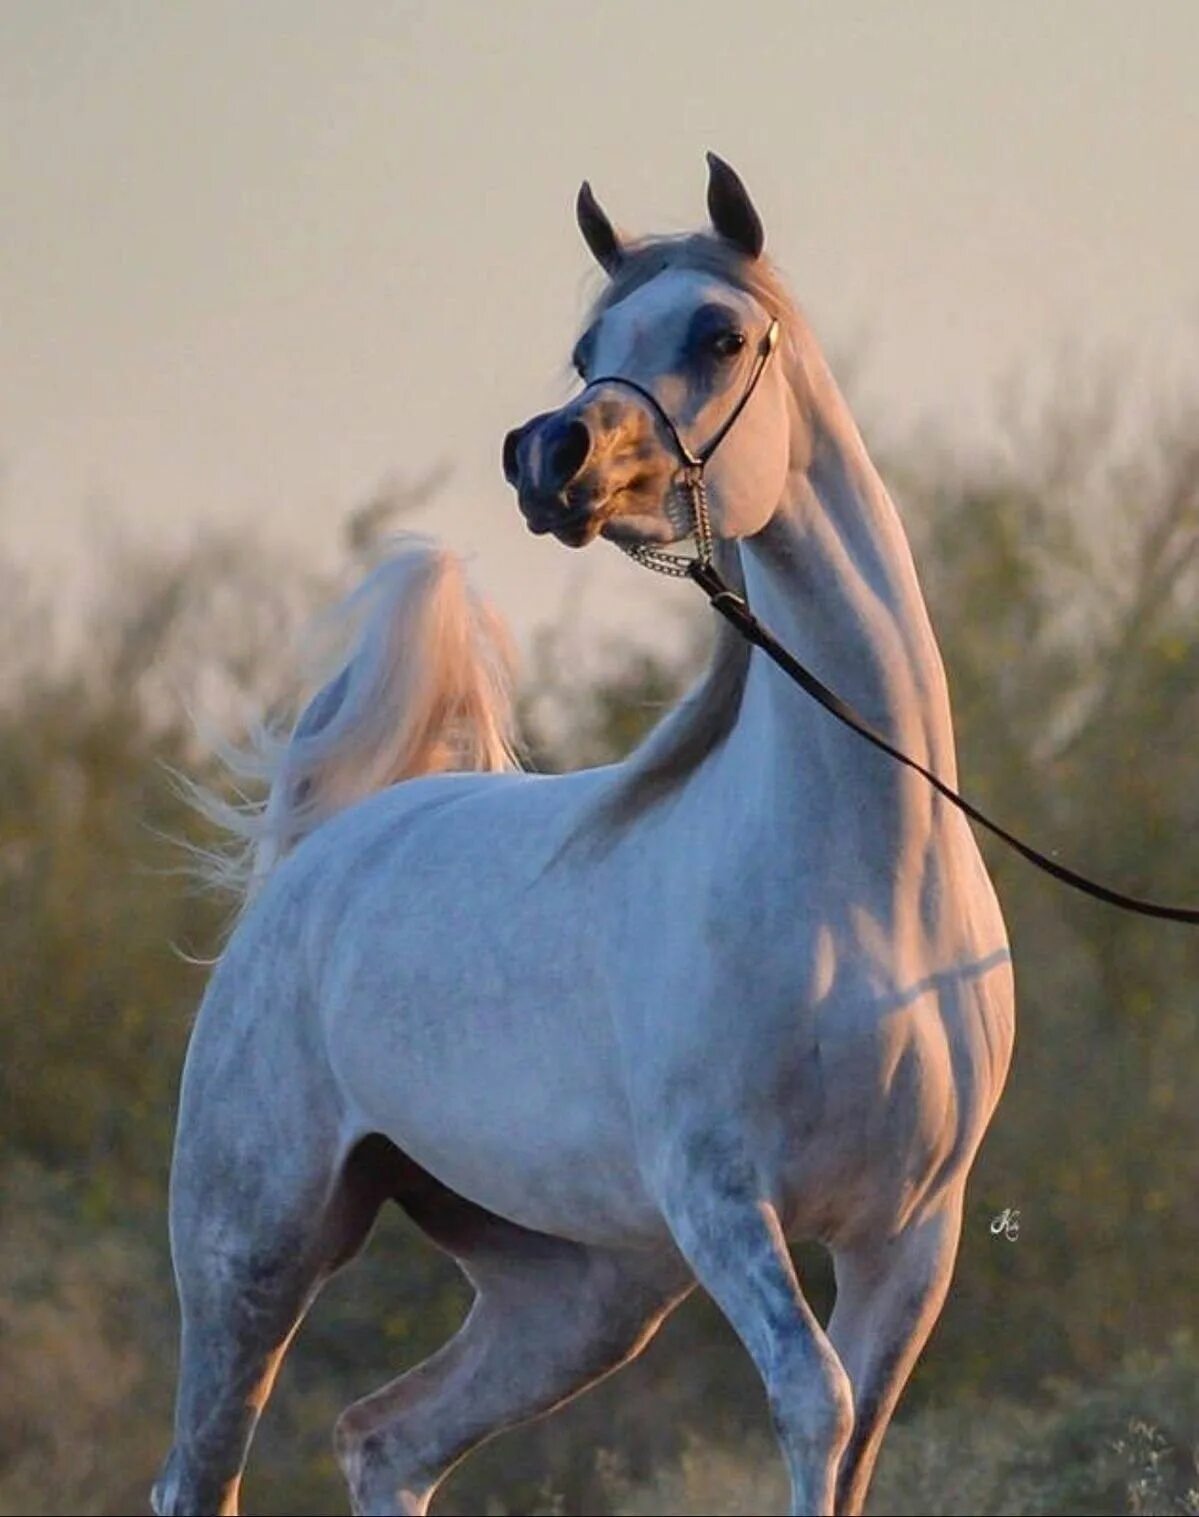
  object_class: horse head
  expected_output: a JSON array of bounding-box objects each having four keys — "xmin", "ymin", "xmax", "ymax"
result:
[{"xmin": 503, "ymin": 154, "xmax": 798, "ymax": 555}]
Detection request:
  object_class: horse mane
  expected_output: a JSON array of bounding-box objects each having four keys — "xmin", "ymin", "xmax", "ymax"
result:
[{"xmin": 576, "ymin": 234, "xmax": 811, "ymax": 840}]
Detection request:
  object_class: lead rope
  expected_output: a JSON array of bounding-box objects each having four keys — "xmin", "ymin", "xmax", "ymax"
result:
[
  {"xmin": 684, "ymin": 559, "xmax": 1199, "ymax": 925},
  {"xmin": 598, "ymin": 321, "xmax": 1199, "ymax": 925}
]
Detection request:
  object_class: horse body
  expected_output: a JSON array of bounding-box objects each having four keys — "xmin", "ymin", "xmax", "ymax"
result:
[
  {"xmin": 314, "ymin": 770, "xmax": 665, "ymax": 1243},
  {"xmin": 155, "ymin": 158, "xmax": 1013, "ymax": 1517}
]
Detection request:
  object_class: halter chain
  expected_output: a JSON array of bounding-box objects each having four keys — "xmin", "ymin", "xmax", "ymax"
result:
[{"xmin": 618, "ymin": 467, "xmax": 713, "ymax": 579}]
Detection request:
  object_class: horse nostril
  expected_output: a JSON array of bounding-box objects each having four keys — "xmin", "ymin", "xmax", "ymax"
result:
[
  {"xmin": 502, "ymin": 427, "xmax": 525, "ymax": 486},
  {"xmin": 545, "ymin": 418, "xmax": 591, "ymax": 490}
]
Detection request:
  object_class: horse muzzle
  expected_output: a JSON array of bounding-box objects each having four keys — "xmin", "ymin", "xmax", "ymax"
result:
[
  {"xmin": 502, "ymin": 406, "xmax": 606, "ymax": 546},
  {"xmin": 503, "ymin": 398, "xmax": 680, "ymax": 549}
]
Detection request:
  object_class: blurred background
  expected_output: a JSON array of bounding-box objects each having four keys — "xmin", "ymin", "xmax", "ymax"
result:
[{"xmin": 1, "ymin": 4, "xmax": 1196, "ymax": 1514}]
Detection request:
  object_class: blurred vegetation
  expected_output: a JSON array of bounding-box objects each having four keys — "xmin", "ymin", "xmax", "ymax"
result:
[
  {"xmin": 1, "ymin": 379, "xmax": 1197, "ymax": 1515},
  {"xmin": 603, "ymin": 1333, "xmax": 1199, "ymax": 1516}
]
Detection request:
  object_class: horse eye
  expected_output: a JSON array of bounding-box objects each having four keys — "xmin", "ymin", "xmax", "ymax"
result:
[{"xmin": 712, "ymin": 329, "xmax": 746, "ymax": 359}]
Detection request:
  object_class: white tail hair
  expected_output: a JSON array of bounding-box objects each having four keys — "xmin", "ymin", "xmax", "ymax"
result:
[{"xmin": 189, "ymin": 537, "xmax": 519, "ymax": 905}]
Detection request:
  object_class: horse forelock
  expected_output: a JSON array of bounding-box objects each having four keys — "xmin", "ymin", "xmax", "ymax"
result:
[{"xmin": 584, "ymin": 234, "xmax": 808, "ymax": 357}]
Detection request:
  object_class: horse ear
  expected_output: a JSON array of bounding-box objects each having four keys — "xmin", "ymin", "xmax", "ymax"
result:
[
  {"xmin": 576, "ymin": 181, "xmax": 625, "ymax": 276},
  {"xmin": 705, "ymin": 152, "xmax": 764, "ymax": 260}
]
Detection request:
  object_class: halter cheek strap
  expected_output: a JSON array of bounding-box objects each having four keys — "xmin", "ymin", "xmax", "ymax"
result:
[{"xmin": 580, "ymin": 317, "xmax": 781, "ymax": 577}]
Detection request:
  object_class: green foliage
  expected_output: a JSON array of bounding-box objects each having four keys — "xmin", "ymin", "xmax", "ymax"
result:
[
  {"xmin": 0, "ymin": 1161, "xmax": 170, "ymax": 1516},
  {"xmin": 904, "ymin": 391, "xmax": 1199, "ymax": 1396},
  {"xmin": 1, "ymin": 381, "xmax": 1196, "ymax": 1512}
]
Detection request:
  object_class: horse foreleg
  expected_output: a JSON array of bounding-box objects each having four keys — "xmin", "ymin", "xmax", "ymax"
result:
[
  {"xmin": 827, "ymin": 1194, "xmax": 963, "ymax": 1516},
  {"xmin": 334, "ymin": 1236, "xmax": 687, "ymax": 1517},
  {"xmin": 657, "ymin": 1154, "xmax": 854, "ymax": 1517}
]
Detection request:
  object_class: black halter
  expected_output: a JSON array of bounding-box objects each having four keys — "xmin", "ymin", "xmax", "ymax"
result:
[
  {"xmin": 592, "ymin": 313, "xmax": 1199, "ymax": 926},
  {"xmin": 582, "ymin": 317, "xmax": 781, "ymax": 576}
]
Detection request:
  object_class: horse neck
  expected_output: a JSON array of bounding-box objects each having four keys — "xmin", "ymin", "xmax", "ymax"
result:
[{"xmin": 725, "ymin": 351, "xmax": 958, "ymax": 857}]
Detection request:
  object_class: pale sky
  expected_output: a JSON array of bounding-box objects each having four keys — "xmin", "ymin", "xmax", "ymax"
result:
[{"xmin": 3, "ymin": 1, "xmax": 1197, "ymax": 644}]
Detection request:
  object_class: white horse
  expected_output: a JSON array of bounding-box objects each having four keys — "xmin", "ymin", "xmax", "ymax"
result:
[{"xmin": 154, "ymin": 155, "xmax": 1014, "ymax": 1517}]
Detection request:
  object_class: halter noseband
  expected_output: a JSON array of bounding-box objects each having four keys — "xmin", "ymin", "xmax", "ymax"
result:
[{"xmin": 580, "ymin": 317, "xmax": 781, "ymax": 577}]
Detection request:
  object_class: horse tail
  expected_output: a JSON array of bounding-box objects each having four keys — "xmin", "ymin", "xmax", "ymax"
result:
[{"xmin": 188, "ymin": 536, "xmax": 519, "ymax": 905}]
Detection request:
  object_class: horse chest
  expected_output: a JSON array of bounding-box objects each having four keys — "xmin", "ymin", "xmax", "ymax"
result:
[{"xmin": 629, "ymin": 953, "xmax": 1005, "ymax": 1244}]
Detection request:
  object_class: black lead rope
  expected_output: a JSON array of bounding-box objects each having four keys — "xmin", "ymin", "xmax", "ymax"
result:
[
  {"xmin": 587, "ymin": 307, "xmax": 1196, "ymax": 923},
  {"xmin": 688, "ymin": 558, "xmax": 1199, "ymax": 926}
]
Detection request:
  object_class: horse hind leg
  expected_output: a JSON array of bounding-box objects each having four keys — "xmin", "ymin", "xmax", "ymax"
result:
[
  {"xmin": 827, "ymin": 1193, "xmax": 963, "ymax": 1516},
  {"xmin": 151, "ymin": 1118, "xmax": 391, "ymax": 1517},
  {"xmin": 334, "ymin": 1183, "xmax": 691, "ymax": 1517}
]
